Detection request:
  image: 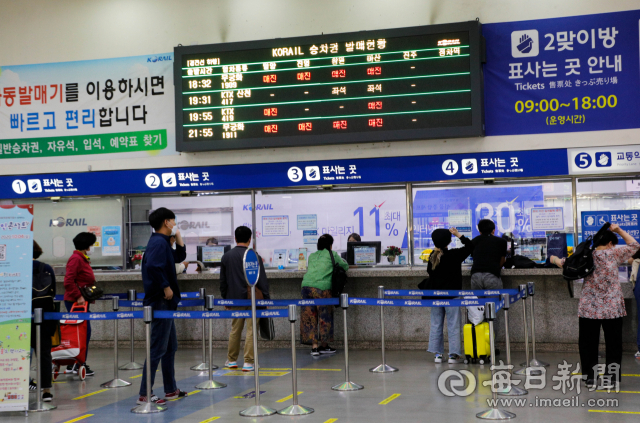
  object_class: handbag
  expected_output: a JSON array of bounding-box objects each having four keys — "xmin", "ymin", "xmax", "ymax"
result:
[
  {"xmin": 247, "ymin": 284, "xmax": 275, "ymax": 340},
  {"xmin": 75, "ymin": 279, "xmax": 104, "ymax": 302},
  {"xmin": 330, "ymin": 250, "xmax": 348, "ymax": 298},
  {"xmin": 259, "ymin": 317, "xmax": 275, "ymax": 340}
]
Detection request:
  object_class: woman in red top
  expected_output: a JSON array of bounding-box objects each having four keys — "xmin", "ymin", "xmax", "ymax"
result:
[{"xmin": 63, "ymin": 232, "xmax": 97, "ymax": 376}]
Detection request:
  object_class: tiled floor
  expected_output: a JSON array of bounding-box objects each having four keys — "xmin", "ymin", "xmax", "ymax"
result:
[{"xmin": 7, "ymin": 347, "xmax": 640, "ymax": 422}]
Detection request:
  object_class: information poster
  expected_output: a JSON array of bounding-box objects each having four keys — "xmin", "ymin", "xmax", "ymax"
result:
[
  {"xmin": 0, "ymin": 204, "xmax": 34, "ymax": 412},
  {"xmin": 302, "ymin": 230, "xmax": 318, "ymax": 245},
  {"xmin": 274, "ymin": 249, "xmax": 287, "ymax": 268},
  {"xmin": 297, "ymin": 248, "xmax": 308, "ymax": 271},
  {"xmin": 0, "ymin": 53, "xmax": 176, "ymax": 163},
  {"xmin": 87, "ymin": 225, "xmax": 102, "ymax": 248},
  {"xmin": 297, "ymin": 214, "xmax": 317, "ymax": 230},
  {"xmin": 101, "ymin": 225, "xmax": 121, "ymax": 256},
  {"xmin": 483, "ymin": 10, "xmax": 640, "ymax": 136},
  {"xmin": 262, "ymin": 215, "xmax": 289, "ymax": 236},
  {"xmin": 582, "ymin": 210, "xmax": 640, "ymax": 242},
  {"xmin": 448, "ymin": 210, "xmax": 471, "ymax": 226},
  {"xmin": 531, "ymin": 207, "xmax": 564, "ymax": 230},
  {"xmin": 202, "ymin": 246, "xmax": 225, "ymax": 263},
  {"xmin": 354, "ymin": 246, "xmax": 376, "ymax": 265}
]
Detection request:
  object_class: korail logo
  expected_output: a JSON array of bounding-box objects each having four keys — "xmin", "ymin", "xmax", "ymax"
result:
[
  {"xmin": 350, "ymin": 299, "xmax": 367, "ymax": 304},
  {"xmin": 404, "ymin": 300, "xmax": 422, "ymax": 306},
  {"xmin": 147, "ymin": 55, "xmax": 172, "ymax": 63},
  {"xmin": 511, "ymin": 30, "xmax": 539, "ymax": 58}
]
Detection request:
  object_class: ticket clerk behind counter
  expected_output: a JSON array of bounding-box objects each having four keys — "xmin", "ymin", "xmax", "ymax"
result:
[{"xmin": 341, "ymin": 233, "xmax": 361, "ymax": 264}]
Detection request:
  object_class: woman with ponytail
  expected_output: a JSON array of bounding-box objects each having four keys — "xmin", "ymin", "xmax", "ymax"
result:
[{"xmin": 426, "ymin": 227, "xmax": 474, "ymax": 364}]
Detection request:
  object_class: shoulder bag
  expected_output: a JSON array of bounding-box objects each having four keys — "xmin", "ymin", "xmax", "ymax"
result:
[{"xmin": 330, "ymin": 250, "xmax": 348, "ymax": 298}]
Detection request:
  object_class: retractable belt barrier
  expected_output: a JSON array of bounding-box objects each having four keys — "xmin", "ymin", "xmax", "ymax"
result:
[
  {"xmin": 383, "ymin": 289, "xmax": 519, "ymax": 297},
  {"xmin": 44, "ymin": 311, "xmax": 143, "ymax": 320},
  {"xmin": 155, "ymin": 309, "xmax": 289, "ymax": 319},
  {"xmin": 53, "ymin": 291, "xmax": 202, "ymax": 302},
  {"xmin": 348, "ymin": 297, "xmax": 509, "ymax": 308}
]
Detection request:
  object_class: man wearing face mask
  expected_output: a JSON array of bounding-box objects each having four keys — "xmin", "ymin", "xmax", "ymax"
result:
[{"xmin": 137, "ymin": 207, "xmax": 188, "ymax": 406}]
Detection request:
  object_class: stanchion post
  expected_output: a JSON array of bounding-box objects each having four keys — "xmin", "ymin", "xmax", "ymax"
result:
[
  {"xmin": 240, "ymin": 248, "xmax": 276, "ymax": 417},
  {"xmin": 514, "ymin": 285, "xmax": 541, "ymax": 377},
  {"xmin": 131, "ymin": 306, "xmax": 166, "ymax": 414},
  {"xmin": 476, "ymin": 302, "xmax": 516, "ymax": 420},
  {"xmin": 278, "ymin": 304, "xmax": 314, "ymax": 415},
  {"xmin": 196, "ymin": 295, "xmax": 227, "ymax": 390},
  {"xmin": 29, "ymin": 308, "xmax": 56, "ymax": 412},
  {"xmin": 497, "ymin": 293, "xmax": 527, "ymax": 397},
  {"xmin": 120, "ymin": 289, "xmax": 143, "ymax": 370},
  {"xmin": 332, "ymin": 293, "xmax": 363, "ymax": 391},
  {"xmin": 370, "ymin": 286, "xmax": 398, "ymax": 373},
  {"xmin": 191, "ymin": 287, "xmax": 212, "ymax": 371},
  {"xmin": 101, "ymin": 297, "xmax": 131, "ymax": 388},
  {"xmin": 525, "ymin": 282, "xmax": 549, "ymax": 367}
]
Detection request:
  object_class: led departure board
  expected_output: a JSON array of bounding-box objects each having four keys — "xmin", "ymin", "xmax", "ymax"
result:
[{"xmin": 174, "ymin": 21, "xmax": 484, "ymax": 151}]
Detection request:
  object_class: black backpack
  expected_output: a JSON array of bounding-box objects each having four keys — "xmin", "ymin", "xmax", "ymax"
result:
[
  {"xmin": 32, "ymin": 262, "xmax": 55, "ymax": 312},
  {"xmin": 562, "ymin": 222, "xmax": 611, "ymax": 297},
  {"xmin": 330, "ymin": 251, "xmax": 348, "ymax": 298}
]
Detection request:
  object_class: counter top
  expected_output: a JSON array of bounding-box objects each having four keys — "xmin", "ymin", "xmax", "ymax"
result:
[{"xmin": 56, "ymin": 267, "xmax": 564, "ymax": 282}]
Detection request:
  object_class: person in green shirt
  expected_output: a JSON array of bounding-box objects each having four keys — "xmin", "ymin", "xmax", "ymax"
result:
[{"xmin": 300, "ymin": 234, "xmax": 349, "ymax": 356}]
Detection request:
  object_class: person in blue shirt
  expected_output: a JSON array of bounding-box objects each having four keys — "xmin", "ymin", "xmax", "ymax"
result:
[{"xmin": 137, "ymin": 207, "xmax": 188, "ymax": 406}]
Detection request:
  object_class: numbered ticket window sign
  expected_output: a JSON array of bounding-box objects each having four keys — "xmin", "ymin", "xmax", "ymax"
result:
[{"xmin": 243, "ymin": 248, "xmax": 260, "ymax": 286}]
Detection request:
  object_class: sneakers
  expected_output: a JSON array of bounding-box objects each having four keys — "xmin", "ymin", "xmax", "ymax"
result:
[
  {"xmin": 434, "ymin": 354, "xmax": 443, "ymax": 363},
  {"xmin": 84, "ymin": 365, "xmax": 95, "ymax": 376},
  {"xmin": 42, "ymin": 392, "xmax": 53, "ymax": 402},
  {"xmin": 165, "ymin": 389, "xmax": 188, "ymax": 400},
  {"xmin": 448, "ymin": 354, "xmax": 465, "ymax": 364},
  {"xmin": 242, "ymin": 363, "xmax": 255, "ymax": 372},
  {"xmin": 310, "ymin": 348, "xmax": 320, "ymax": 356},
  {"xmin": 225, "ymin": 361, "xmax": 238, "ymax": 369},
  {"xmin": 137, "ymin": 394, "xmax": 166, "ymax": 405},
  {"xmin": 635, "ymin": 351, "xmax": 640, "ymax": 359},
  {"xmin": 29, "ymin": 380, "xmax": 37, "ymax": 391},
  {"xmin": 319, "ymin": 346, "xmax": 337, "ymax": 354}
]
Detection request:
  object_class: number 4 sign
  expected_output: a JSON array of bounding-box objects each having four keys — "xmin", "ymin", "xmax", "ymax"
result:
[{"xmin": 442, "ymin": 159, "xmax": 459, "ymax": 176}]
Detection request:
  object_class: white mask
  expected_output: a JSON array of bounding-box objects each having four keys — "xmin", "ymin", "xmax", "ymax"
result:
[{"xmin": 169, "ymin": 222, "xmax": 178, "ymax": 236}]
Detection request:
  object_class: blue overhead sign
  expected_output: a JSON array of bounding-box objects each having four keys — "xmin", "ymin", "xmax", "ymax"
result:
[
  {"xmin": 0, "ymin": 148, "xmax": 569, "ymax": 200},
  {"xmin": 582, "ymin": 210, "xmax": 640, "ymax": 242},
  {"xmin": 483, "ymin": 10, "xmax": 640, "ymax": 136}
]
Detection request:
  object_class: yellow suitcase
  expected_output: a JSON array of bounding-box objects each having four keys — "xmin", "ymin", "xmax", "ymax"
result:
[{"xmin": 463, "ymin": 322, "xmax": 490, "ymax": 364}]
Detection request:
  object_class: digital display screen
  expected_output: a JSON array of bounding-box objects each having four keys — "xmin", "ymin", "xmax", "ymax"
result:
[{"xmin": 174, "ymin": 21, "xmax": 484, "ymax": 151}]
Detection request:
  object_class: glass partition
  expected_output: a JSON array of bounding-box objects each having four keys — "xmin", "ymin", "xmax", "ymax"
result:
[
  {"xmin": 577, "ymin": 177, "xmax": 640, "ymax": 244},
  {"xmin": 411, "ymin": 180, "xmax": 574, "ymax": 265},
  {"xmin": 13, "ymin": 197, "xmax": 124, "ymax": 268},
  {"xmin": 254, "ymin": 188, "xmax": 408, "ymax": 267},
  {"xmin": 144, "ymin": 193, "xmax": 251, "ymax": 266}
]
